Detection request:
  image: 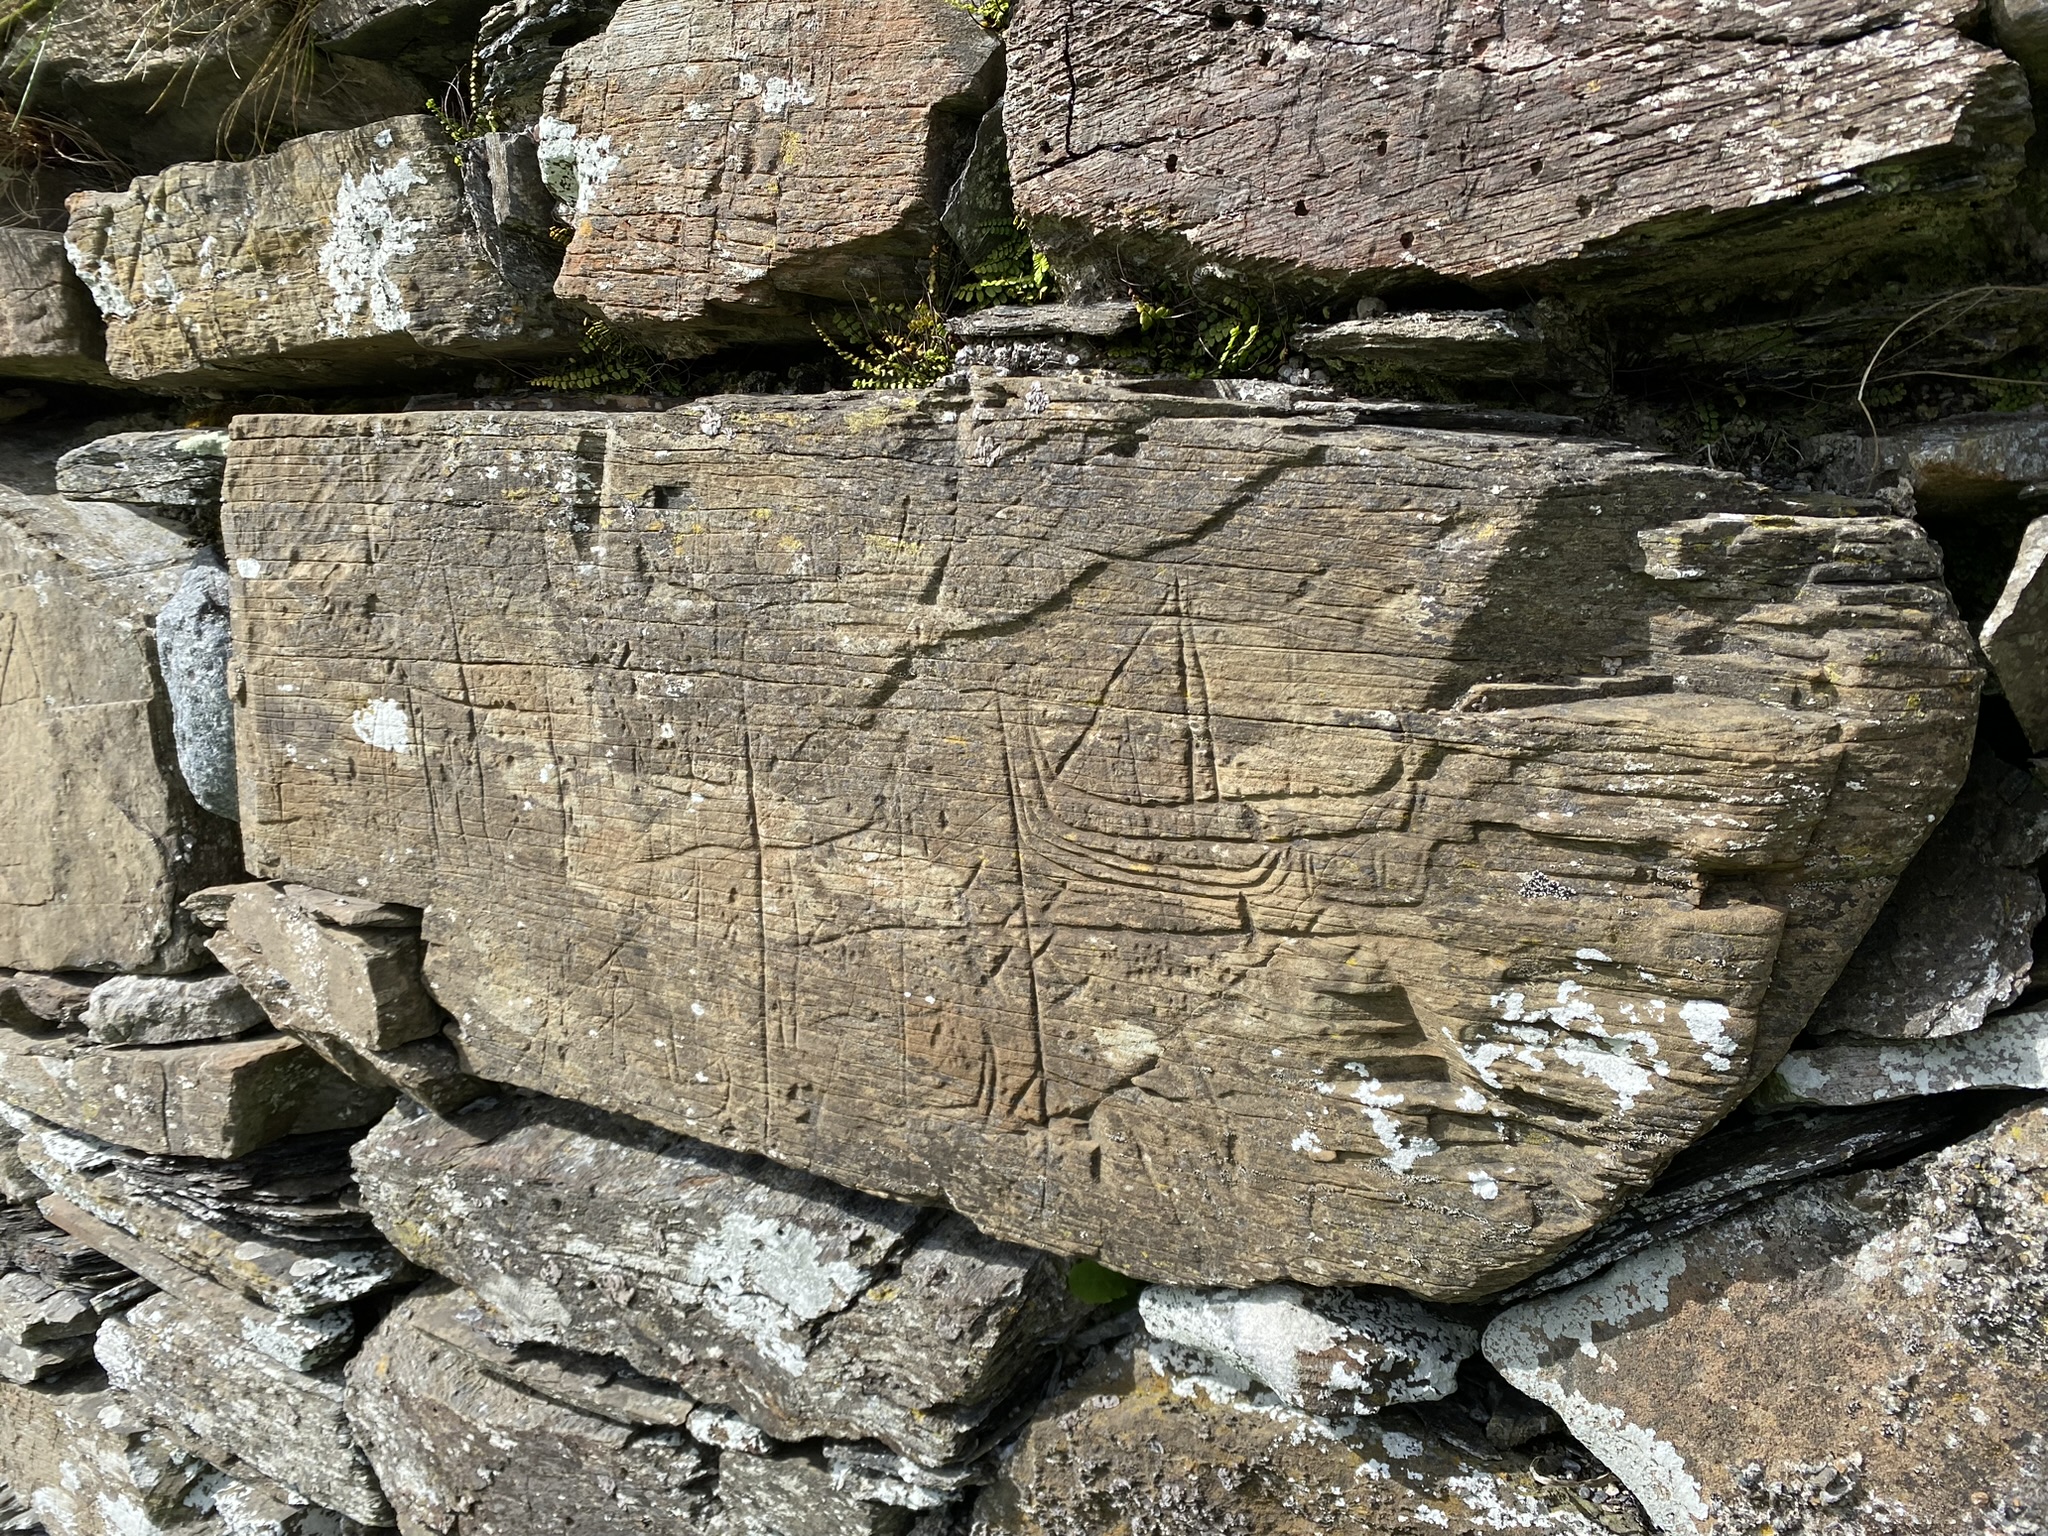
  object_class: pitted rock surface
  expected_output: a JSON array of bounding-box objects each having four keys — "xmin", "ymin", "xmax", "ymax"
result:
[
  {"xmin": 222, "ymin": 376, "xmax": 1977, "ymax": 1296},
  {"xmin": 1003, "ymin": 0, "xmax": 2030, "ymax": 304}
]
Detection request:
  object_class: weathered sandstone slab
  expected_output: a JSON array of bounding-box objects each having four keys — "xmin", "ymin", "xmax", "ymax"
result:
[
  {"xmin": 16, "ymin": 1119, "xmax": 412, "ymax": 1316},
  {"xmin": 1764, "ymin": 1006, "xmax": 2048, "ymax": 1106},
  {"xmin": 0, "ymin": 971, "xmax": 96, "ymax": 1028},
  {"xmin": 224, "ymin": 377, "xmax": 1979, "ymax": 1296},
  {"xmin": 0, "ymin": 1024, "xmax": 388, "ymax": 1159},
  {"xmin": 715, "ymin": 1448, "xmax": 925, "ymax": 1536},
  {"xmin": 1808, "ymin": 750, "xmax": 2048, "ymax": 1038},
  {"xmin": 0, "ymin": 489, "xmax": 240, "ymax": 973},
  {"xmin": 347, "ymin": 1286, "xmax": 718, "ymax": 1536},
  {"xmin": 976, "ymin": 1336, "xmax": 1647, "ymax": 1535},
  {"xmin": 83, "ymin": 971, "xmax": 268, "ymax": 1047},
  {"xmin": 1484, "ymin": 1101, "xmax": 2048, "ymax": 1533},
  {"xmin": 98, "ymin": 1289, "xmax": 392, "ymax": 1526},
  {"xmin": 0, "ymin": 230, "xmax": 105, "ymax": 384},
  {"xmin": 214, "ymin": 886, "xmax": 440, "ymax": 1054},
  {"xmin": 1136, "ymin": 1284, "xmax": 1475, "ymax": 1417},
  {"xmin": 1985, "ymin": 514, "xmax": 2048, "ymax": 753},
  {"xmin": 538, "ymin": 0, "xmax": 1000, "ymax": 353},
  {"xmin": 352, "ymin": 1095, "xmax": 1085, "ymax": 1464},
  {"xmin": 1003, "ymin": 0, "xmax": 2030, "ymax": 304},
  {"xmin": 65, "ymin": 115, "xmax": 578, "ymax": 390}
]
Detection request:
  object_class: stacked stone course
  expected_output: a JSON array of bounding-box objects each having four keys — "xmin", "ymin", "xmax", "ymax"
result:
[{"xmin": 0, "ymin": 0, "xmax": 2045, "ymax": 1532}]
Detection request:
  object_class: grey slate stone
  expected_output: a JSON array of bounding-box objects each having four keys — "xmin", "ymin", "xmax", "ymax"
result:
[
  {"xmin": 55, "ymin": 431, "xmax": 230, "ymax": 533},
  {"xmin": 1762, "ymin": 1006, "xmax": 2048, "ymax": 1107},
  {"xmin": 12, "ymin": 1117, "xmax": 413, "ymax": 1317},
  {"xmin": 1136, "ymin": 1283, "xmax": 1477, "ymax": 1417},
  {"xmin": 97, "ymin": 1290, "xmax": 392, "ymax": 1527},
  {"xmin": 82, "ymin": 971, "xmax": 268, "ymax": 1047},
  {"xmin": 351, "ymin": 1095, "xmax": 1088, "ymax": 1466},
  {"xmin": 1983, "ymin": 513, "xmax": 2048, "ymax": 754},
  {"xmin": 1808, "ymin": 750, "xmax": 2048, "ymax": 1039},
  {"xmin": 156, "ymin": 552, "xmax": 240, "ymax": 823},
  {"xmin": 346, "ymin": 1286, "xmax": 718, "ymax": 1536}
]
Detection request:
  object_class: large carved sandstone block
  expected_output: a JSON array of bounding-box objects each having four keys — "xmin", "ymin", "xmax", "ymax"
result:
[
  {"xmin": 539, "ymin": 0, "xmax": 999, "ymax": 353},
  {"xmin": 222, "ymin": 377, "xmax": 1977, "ymax": 1297},
  {"xmin": 0, "ymin": 490, "xmax": 239, "ymax": 974},
  {"xmin": 65, "ymin": 115, "xmax": 577, "ymax": 390},
  {"xmin": 1003, "ymin": 0, "xmax": 2031, "ymax": 302}
]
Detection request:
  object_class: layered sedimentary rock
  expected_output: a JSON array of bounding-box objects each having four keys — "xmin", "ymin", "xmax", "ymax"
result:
[
  {"xmin": 223, "ymin": 377, "xmax": 1977, "ymax": 1297},
  {"xmin": 353, "ymin": 1094, "xmax": 1085, "ymax": 1464},
  {"xmin": 65, "ymin": 115, "xmax": 578, "ymax": 389},
  {"xmin": 538, "ymin": 0, "xmax": 1000, "ymax": 352},
  {"xmin": 347, "ymin": 1286, "xmax": 719, "ymax": 1536},
  {"xmin": 56, "ymin": 430, "xmax": 231, "ymax": 535},
  {"xmin": 14, "ymin": 1119, "xmax": 415, "ymax": 1316},
  {"xmin": 1003, "ymin": 0, "xmax": 2031, "ymax": 303},
  {"xmin": 0, "ymin": 231, "xmax": 105, "ymax": 383},
  {"xmin": 0, "ymin": 489, "xmax": 240, "ymax": 974},
  {"xmin": 98, "ymin": 1289, "xmax": 393, "ymax": 1526},
  {"xmin": 1483, "ymin": 1101, "xmax": 2048, "ymax": 1532},
  {"xmin": 0, "ymin": 1371, "xmax": 217, "ymax": 1536},
  {"xmin": 977, "ymin": 1335, "xmax": 1647, "ymax": 1534}
]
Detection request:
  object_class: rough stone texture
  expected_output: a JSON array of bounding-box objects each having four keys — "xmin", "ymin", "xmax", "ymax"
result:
[
  {"xmin": 1296, "ymin": 312, "xmax": 1545, "ymax": 380},
  {"xmin": 976, "ymin": 1335, "xmax": 1648, "ymax": 1535},
  {"xmin": 1813, "ymin": 411, "xmax": 2048, "ymax": 499},
  {"xmin": 0, "ymin": 488, "xmax": 240, "ymax": 974},
  {"xmin": 0, "ymin": 230, "xmax": 106, "ymax": 384},
  {"xmin": 1137, "ymin": 1283, "xmax": 1476, "ymax": 1417},
  {"xmin": 214, "ymin": 885, "xmax": 441, "ymax": 1054},
  {"xmin": 313, "ymin": 0, "xmax": 495, "ymax": 80},
  {"xmin": 42, "ymin": 1195, "xmax": 357, "ymax": 1372},
  {"xmin": 224, "ymin": 377, "xmax": 1978, "ymax": 1297},
  {"xmin": 1492, "ymin": 1096, "xmax": 2009, "ymax": 1303},
  {"xmin": 65, "ymin": 114, "xmax": 579, "ymax": 390},
  {"xmin": 538, "ymin": 0, "xmax": 1000, "ymax": 353},
  {"xmin": 1484, "ymin": 1101, "xmax": 2048, "ymax": 1534},
  {"xmin": 1983, "ymin": 514, "xmax": 2048, "ymax": 753},
  {"xmin": 98, "ymin": 1289, "xmax": 393, "ymax": 1526},
  {"xmin": 0, "ymin": 1370, "xmax": 220, "ymax": 1536},
  {"xmin": 0, "ymin": 970, "xmax": 97, "ymax": 1027},
  {"xmin": 352, "ymin": 1095, "xmax": 1086, "ymax": 1465},
  {"xmin": 1808, "ymin": 751, "xmax": 2048, "ymax": 1039},
  {"xmin": 946, "ymin": 303, "xmax": 1141, "ymax": 343},
  {"xmin": 0, "ymin": 1025, "xmax": 388, "ymax": 1159},
  {"xmin": 347, "ymin": 1286, "xmax": 719, "ymax": 1536},
  {"xmin": 475, "ymin": 0, "xmax": 623, "ymax": 122},
  {"xmin": 158, "ymin": 553, "xmax": 240, "ymax": 824},
  {"xmin": 57, "ymin": 430, "xmax": 231, "ymax": 532},
  {"xmin": 714, "ymin": 1449, "xmax": 920, "ymax": 1536},
  {"xmin": 15, "ymin": 1119, "xmax": 414, "ymax": 1316},
  {"xmin": 1002, "ymin": 0, "xmax": 2030, "ymax": 304},
  {"xmin": 1763, "ymin": 1005, "xmax": 2048, "ymax": 1106},
  {"xmin": 83, "ymin": 970, "xmax": 268, "ymax": 1047},
  {"xmin": 0, "ymin": 0, "xmax": 426, "ymax": 174}
]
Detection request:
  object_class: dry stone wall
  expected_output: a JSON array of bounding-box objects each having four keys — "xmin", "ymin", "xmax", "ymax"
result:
[{"xmin": 0, "ymin": 1, "xmax": 2043, "ymax": 1533}]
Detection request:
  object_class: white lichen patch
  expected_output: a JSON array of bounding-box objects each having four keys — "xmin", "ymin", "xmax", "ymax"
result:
[
  {"xmin": 1679, "ymin": 999, "xmax": 1739, "ymax": 1072},
  {"xmin": 64, "ymin": 237, "xmax": 137, "ymax": 319},
  {"xmin": 737, "ymin": 72, "xmax": 817, "ymax": 117},
  {"xmin": 351, "ymin": 697, "xmax": 413, "ymax": 754},
  {"xmin": 319, "ymin": 158, "xmax": 428, "ymax": 337},
  {"xmin": 537, "ymin": 116, "xmax": 624, "ymax": 217}
]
